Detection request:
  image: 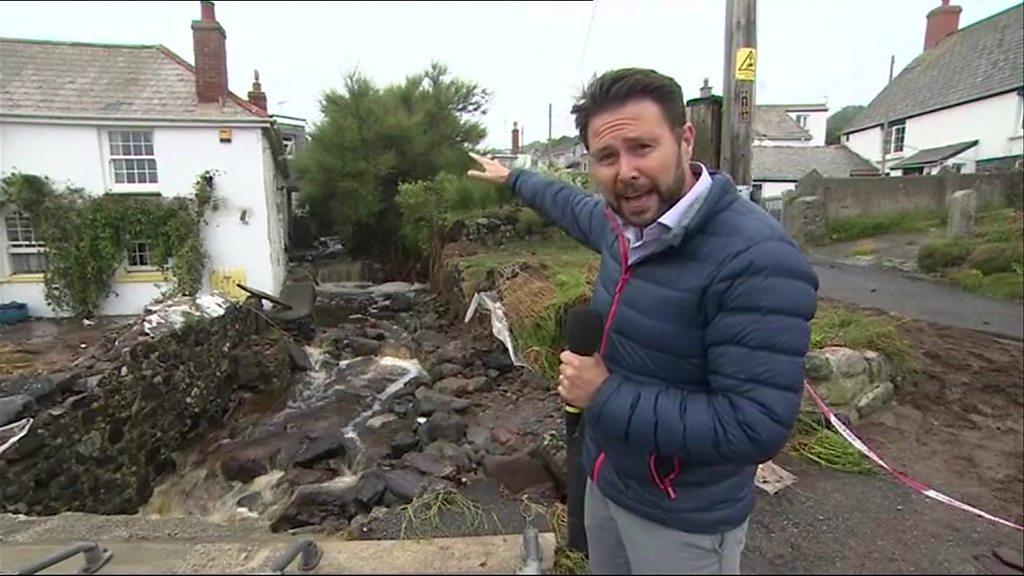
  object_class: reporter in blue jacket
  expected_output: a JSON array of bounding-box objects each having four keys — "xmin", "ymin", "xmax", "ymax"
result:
[{"xmin": 469, "ymin": 68, "xmax": 818, "ymax": 575}]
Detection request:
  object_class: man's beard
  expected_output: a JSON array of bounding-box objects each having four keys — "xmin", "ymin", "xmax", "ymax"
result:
[{"xmin": 601, "ymin": 157, "xmax": 688, "ymax": 227}]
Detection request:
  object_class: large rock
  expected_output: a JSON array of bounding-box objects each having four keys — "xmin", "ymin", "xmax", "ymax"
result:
[
  {"xmin": 423, "ymin": 440, "xmax": 471, "ymax": 471},
  {"xmin": 0, "ymin": 375, "xmax": 56, "ymax": 403},
  {"xmin": 483, "ymin": 351, "xmax": 514, "ymax": 373},
  {"xmin": 402, "ymin": 451, "xmax": 457, "ymax": 478},
  {"xmin": 856, "ymin": 381, "xmax": 895, "ymax": 418},
  {"xmin": 414, "ymin": 387, "xmax": 471, "ymax": 415},
  {"xmin": 429, "ymin": 363, "xmax": 463, "ymax": 382},
  {"xmin": 390, "ymin": 432, "xmax": 420, "ymax": 458},
  {"xmin": 826, "ymin": 347, "xmax": 869, "ymax": 378},
  {"xmin": 822, "ymin": 374, "xmax": 871, "ymax": 406},
  {"xmin": 947, "ymin": 189, "xmax": 977, "ymax": 239},
  {"xmin": 383, "ymin": 468, "xmax": 426, "ymax": 502},
  {"xmin": 418, "ymin": 411, "xmax": 467, "ymax": 445},
  {"xmin": 862, "ymin": 351, "xmax": 891, "ymax": 384},
  {"xmin": 467, "ymin": 377, "xmax": 493, "ymax": 393},
  {"xmin": 0, "ymin": 395, "xmax": 35, "ymax": 427},
  {"xmin": 349, "ymin": 337, "xmax": 381, "ymax": 357},
  {"xmin": 483, "ymin": 449, "xmax": 556, "ymax": 494},
  {"xmin": 804, "ymin": 351, "xmax": 834, "ymax": 382},
  {"xmin": 415, "ymin": 331, "xmax": 448, "ymax": 353},
  {"xmin": 434, "ymin": 341, "xmax": 465, "ymax": 365},
  {"xmin": 354, "ymin": 470, "xmax": 386, "ymax": 509},
  {"xmin": 270, "ymin": 478, "xmax": 362, "ymax": 532},
  {"xmin": 294, "ymin": 433, "xmax": 345, "ymax": 468}
]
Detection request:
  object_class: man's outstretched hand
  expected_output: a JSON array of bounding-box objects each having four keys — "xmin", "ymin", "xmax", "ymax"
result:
[{"xmin": 467, "ymin": 151, "xmax": 510, "ymax": 185}]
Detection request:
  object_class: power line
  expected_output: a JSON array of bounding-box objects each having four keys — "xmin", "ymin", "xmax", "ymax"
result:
[{"xmin": 576, "ymin": 1, "xmax": 598, "ymax": 83}]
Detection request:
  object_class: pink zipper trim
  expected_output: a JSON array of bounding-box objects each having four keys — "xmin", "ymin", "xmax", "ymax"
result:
[
  {"xmin": 592, "ymin": 451, "xmax": 607, "ymax": 485},
  {"xmin": 648, "ymin": 454, "xmax": 681, "ymax": 500}
]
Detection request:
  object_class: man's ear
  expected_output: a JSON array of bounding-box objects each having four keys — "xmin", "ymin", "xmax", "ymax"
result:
[{"xmin": 680, "ymin": 123, "xmax": 696, "ymax": 153}]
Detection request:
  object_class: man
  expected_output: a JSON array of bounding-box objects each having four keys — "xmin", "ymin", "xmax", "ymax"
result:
[{"xmin": 468, "ymin": 68, "xmax": 817, "ymax": 574}]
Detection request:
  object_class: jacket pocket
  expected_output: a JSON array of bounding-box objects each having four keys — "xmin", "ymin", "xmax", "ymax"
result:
[{"xmin": 648, "ymin": 454, "xmax": 681, "ymax": 500}]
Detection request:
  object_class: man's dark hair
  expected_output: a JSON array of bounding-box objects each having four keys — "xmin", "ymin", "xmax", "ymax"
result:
[{"xmin": 571, "ymin": 68, "xmax": 687, "ymax": 150}]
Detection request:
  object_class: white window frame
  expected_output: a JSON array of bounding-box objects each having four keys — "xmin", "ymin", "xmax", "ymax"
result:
[
  {"xmin": 886, "ymin": 122, "xmax": 906, "ymax": 155},
  {"xmin": 125, "ymin": 240, "xmax": 160, "ymax": 272},
  {"xmin": 282, "ymin": 135, "xmax": 296, "ymax": 159},
  {"xmin": 793, "ymin": 114, "xmax": 809, "ymax": 129},
  {"xmin": 105, "ymin": 129, "xmax": 160, "ymax": 193},
  {"xmin": 3, "ymin": 211, "xmax": 47, "ymax": 276}
]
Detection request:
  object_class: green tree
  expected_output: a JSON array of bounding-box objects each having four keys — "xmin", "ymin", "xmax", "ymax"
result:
[
  {"xmin": 296, "ymin": 62, "xmax": 490, "ymax": 259},
  {"xmin": 826, "ymin": 105, "xmax": 866, "ymax": 145}
]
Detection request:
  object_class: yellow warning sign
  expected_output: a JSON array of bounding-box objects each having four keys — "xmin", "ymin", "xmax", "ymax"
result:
[
  {"xmin": 735, "ymin": 47, "xmax": 757, "ymax": 81},
  {"xmin": 210, "ymin": 268, "xmax": 248, "ymax": 301}
]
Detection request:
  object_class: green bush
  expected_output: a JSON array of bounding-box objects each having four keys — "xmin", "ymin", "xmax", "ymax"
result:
[
  {"xmin": 966, "ymin": 243, "xmax": 1023, "ymax": 274},
  {"xmin": 515, "ymin": 207, "xmax": 547, "ymax": 237},
  {"xmin": 918, "ymin": 240, "xmax": 973, "ymax": 272},
  {"xmin": 824, "ymin": 209, "xmax": 946, "ymax": 244},
  {"xmin": 397, "ymin": 172, "xmax": 512, "ymax": 256}
]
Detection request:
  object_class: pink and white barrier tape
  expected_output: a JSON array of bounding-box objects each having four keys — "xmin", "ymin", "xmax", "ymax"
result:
[{"xmin": 803, "ymin": 381, "xmax": 1023, "ymax": 532}]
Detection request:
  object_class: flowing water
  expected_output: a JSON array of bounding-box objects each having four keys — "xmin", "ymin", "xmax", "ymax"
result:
[{"xmin": 141, "ymin": 283, "xmax": 427, "ymax": 524}]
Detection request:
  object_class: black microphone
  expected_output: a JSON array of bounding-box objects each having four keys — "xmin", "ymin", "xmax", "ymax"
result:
[
  {"xmin": 563, "ymin": 305, "xmax": 602, "ymax": 556},
  {"xmin": 563, "ymin": 306, "xmax": 603, "ymax": 417}
]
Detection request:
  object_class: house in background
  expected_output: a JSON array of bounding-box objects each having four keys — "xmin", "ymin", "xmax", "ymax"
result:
[
  {"xmin": 271, "ymin": 113, "xmax": 308, "ymax": 248},
  {"xmin": 491, "ymin": 122, "xmax": 534, "ymax": 170},
  {"xmin": 842, "ymin": 1, "xmax": 1024, "ymax": 175},
  {"xmin": 0, "ymin": 1, "xmax": 290, "ymax": 317},
  {"xmin": 752, "ymin": 146, "xmax": 879, "ymax": 217},
  {"xmin": 754, "ymin": 103, "xmax": 829, "ymax": 147}
]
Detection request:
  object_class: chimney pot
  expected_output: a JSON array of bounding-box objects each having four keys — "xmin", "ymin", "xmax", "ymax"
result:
[
  {"xmin": 201, "ymin": 1, "xmax": 215, "ymax": 21},
  {"xmin": 248, "ymin": 69, "xmax": 268, "ymax": 112},
  {"xmin": 924, "ymin": 0, "xmax": 961, "ymax": 51}
]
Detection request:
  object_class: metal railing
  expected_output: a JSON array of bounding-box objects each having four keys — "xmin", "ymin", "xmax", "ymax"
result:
[
  {"xmin": 267, "ymin": 539, "xmax": 322, "ymax": 574},
  {"xmin": 13, "ymin": 541, "xmax": 112, "ymax": 575}
]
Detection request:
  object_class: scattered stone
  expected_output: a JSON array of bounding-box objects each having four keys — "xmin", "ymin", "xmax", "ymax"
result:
[
  {"xmin": 294, "ymin": 433, "xmax": 345, "ymax": 468},
  {"xmin": 349, "ymin": 337, "xmax": 381, "ymax": 357},
  {"xmin": 491, "ymin": 427, "xmax": 515, "ymax": 446},
  {"xmin": 466, "ymin": 426, "xmax": 492, "ymax": 450},
  {"xmin": 423, "ymin": 439, "xmax": 471, "ymax": 471},
  {"xmin": 430, "ymin": 363, "xmax": 463, "ymax": 381},
  {"xmin": 270, "ymin": 479, "xmax": 361, "ymax": 533},
  {"xmin": 483, "ymin": 449, "xmax": 556, "ymax": 494},
  {"xmin": 287, "ymin": 468, "xmax": 336, "ymax": 487},
  {"xmin": 414, "ymin": 387, "xmax": 471, "ymax": 415},
  {"xmin": 434, "ymin": 341, "xmax": 465, "ymax": 365},
  {"xmin": 285, "ymin": 338, "xmax": 313, "ymax": 371},
  {"xmin": 355, "ymin": 470, "xmax": 387, "ymax": 508},
  {"xmin": 483, "ymin": 351, "xmax": 514, "ymax": 373},
  {"xmin": 0, "ymin": 395, "xmax": 35, "ymax": 427},
  {"xmin": 366, "ymin": 413, "xmax": 398, "ymax": 431},
  {"xmin": 402, "ymin": 451, "xmax": 456, "ymax": 478},
  {"xmin": 365, "ymin": 328, "xmax": 387, "ymax": 341},
  {"xmin": 383, "ymin": 468, "xmax": 426, "ymax": 502},
  {"xmin": 390, "ymin": 432, "xmax": 420, "ymax": 458},
  {"xmin": 236, "ymin": 492, "xmax": 263, "ymax": 512},
  {"xmin": 486, "ymin": 369, "xmax": 500, "ymax": 380},
  {"xmin": 467, "ymin": 377, "xmax": 493, "ymax": 393},
  {"xmin": 862, "ymin": 351, "xmax": 891, "ymax": 384},
  {"xmin": 0, "ymin": 375, "xmax": 56, "ymax": 403},
  {"xmin": 434, "ymin": 377, "xmax": 472, "ymax": 397},
  {"xmin": 221, "ymin": 451, "xmax": 270, "ymax": 483},
  {"xmin": 415, "ymin": 330, "xmax": 447, "ymax": 353},
  {"xmin": 418, "ymin": 411, "xmax": 467, "ymax": 445}
]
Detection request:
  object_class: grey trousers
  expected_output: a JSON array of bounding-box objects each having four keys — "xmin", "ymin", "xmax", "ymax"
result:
[{"xmin": 584, "ymin": 480, "xmax": 749, "ymax": 575}]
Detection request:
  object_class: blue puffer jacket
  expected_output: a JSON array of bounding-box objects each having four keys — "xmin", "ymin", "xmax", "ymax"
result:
[{"xmin": 508, "ymin": 168, "xmax": 818, "ymax": 534}]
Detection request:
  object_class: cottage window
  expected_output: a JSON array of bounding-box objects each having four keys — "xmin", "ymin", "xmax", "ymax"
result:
[
  {"xmin": 126, "ymin": 240, "xmax": 158, "ymax": 271},
  {"xmin": 885, "ymin": 122, "xmax": 905, "ymax": 154},
  {"xmin": 4, "ymin": 211, "xmax": 47, "ymax": 275},
  {"xmin": 107, "ymin": 130, "xmax": 158, "ymax": 190},
  {"xmin": 793, "ymin": 114, "xmax": 809, "ymax": 128}
]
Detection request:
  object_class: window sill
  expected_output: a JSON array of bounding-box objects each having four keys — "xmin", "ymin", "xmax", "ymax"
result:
[
  {"xmin": 1010, "ymin": 133, "xmax": 1023, "ymax": 141},
  {"xmin": 106, "ymin": 188, "xmax": 161, "ymax": 196},
  {"xmin": 1, "ymin": 273, "xmax": 45, "ymax": 284},
  {"xmin": 115, "ymin": 270, "xmax": 171, "ymax": 283}
]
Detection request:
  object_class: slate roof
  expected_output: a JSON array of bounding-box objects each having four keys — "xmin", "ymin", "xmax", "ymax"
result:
[
  {"xmin": 889, "ymin": 140, "xmax": 979, "ymax": 168},
  {"xmin": 752, "ymin": 145, "xmax": 879, "ymax": 181},
  {"xmin": 0, "ymin": 38, "xmax": 267, "ymax": 120},
  {"xmin": 844, "ymin": 4, "xmax": 1023, "ymax": 133},
  {"xmin": 754, "ymin": 106, "xmax": 812, "ymax": 141}
]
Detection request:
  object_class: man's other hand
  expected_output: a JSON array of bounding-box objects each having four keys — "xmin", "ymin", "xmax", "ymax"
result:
[
  {"xmin": 467, "ymin": 151, "xmax": 510, "ymax": 185},
  {"xmin": 558, "ymin": 351, "xmax": 610, "ymax": 409}
]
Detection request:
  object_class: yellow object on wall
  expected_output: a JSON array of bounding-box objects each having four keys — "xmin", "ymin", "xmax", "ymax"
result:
[{"xmin": 210, "ymin": 268, "xmax": 247, "ymax": 301}]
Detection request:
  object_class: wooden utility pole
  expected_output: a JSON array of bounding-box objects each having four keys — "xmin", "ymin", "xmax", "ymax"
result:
[
  {"xmin": 720, "ymin": 0, "xmax": 757, "ymax": 192},
  {"xmin": 880, "ymin": 55, "xmax": 895, "ymax": 176},
  {"xmin": 547, "ymin": 103, "xmax": 553, "ymax": 167}
]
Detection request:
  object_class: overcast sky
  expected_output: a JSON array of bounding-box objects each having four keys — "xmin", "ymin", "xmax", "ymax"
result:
[{"xmin": 2, "ymin": 0, "xmax": 1020, "ymax": 148}]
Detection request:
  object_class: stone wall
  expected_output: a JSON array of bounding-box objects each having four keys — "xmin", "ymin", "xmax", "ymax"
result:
[
  {"xmin": 803, "ymin": 346, "xmax": 896, "ymax": 423},
  {"xmin": 0, "ymin": 303, "xmax": 292, "ymax": 515},
  {"xmin": 791, "ymin": 168, "xmax": 1022, "ymax": 221}
]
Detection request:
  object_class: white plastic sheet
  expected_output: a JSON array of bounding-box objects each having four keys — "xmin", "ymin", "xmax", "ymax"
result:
[{"xmin": 464, "ymin": 291, "xmax": 530, "ymax": 368}]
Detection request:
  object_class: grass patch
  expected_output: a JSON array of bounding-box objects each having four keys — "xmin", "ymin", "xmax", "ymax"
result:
[
  {"xmin": 823, "ymin": 208, "xmax": 946, "ymax": 244},
  {"xmin": 398, "ymin": 488, "xmax": 487, "ymax": 540},
  {"xmin": 917, "ymin": 209, "xmax": 1023, "ymax": 301},
  {"xmin": 810, "ymin": 302, "xmax": 918, "ymax": 379},
  {"xmin": 787, "ymin": 414, "xmax": 879, "ymax": 475}
]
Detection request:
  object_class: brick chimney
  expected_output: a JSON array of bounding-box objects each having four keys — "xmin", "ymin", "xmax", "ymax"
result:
[
  {"xmin": 924, "ymin": 0, "xmax": 962, "ymax": 51},
  {"xmin": 248, "ymin": 70, "xmax": 267, "ymax": 112},
  {"xmin": 192, "ymin": 1, "xmax": 228, "ymax": 104},
  {"xmin": 511, "ymin": 121, "xmax": 520, "ymax": 155}
]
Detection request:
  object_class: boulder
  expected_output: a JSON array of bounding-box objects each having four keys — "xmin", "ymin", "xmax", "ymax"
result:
[
  {"xmin": 414, "ymin": 387, "xmax": 471, "ymax": 415},
  {"xmin": 0, "ymin": 395, "xmax": 35, "ymax": 427},
  {"xmin": 402, "ymin": 451, "xmax": 456, "ymax": 478},
  {"xmin": 270, "ymin": 479, "xmax": 361, "ymax": 532},
  {"xmin": 467, "ymin": 377, "xmax": 493, "ymax": 393},
  {"xmin": 856, "ymin": 381, "xmax": 895, "ymax": 418},
  {"xmin": 825, "ymin": 347, "xmax": 869, "ymax": 378},
  {"xmin": 804, "ymin": 351, "xmax": 834, "ymax": 382},
  {"xmin": 430, "ymin": 363, "xmax": 463, "ymax": 382},
  {"xmin": 349, "ymin": 337, "xmax": 381, "ymax": 357},
  {"xmin": 390, "ymin": 432, "xmax": 419, "ymax": 458},
  {"xmin": 354, "ymin": 470, "xmax": 386, "ymax": 508},
  {"xmin": 383, "ymin": 468, "xmax": 426, "ymax": 503},
  {"xmin": 483, "ymin": 449, "xmax": 556, "ymax": 494},
  {"xmin": 418, "ymin": 411, "xmax": 467, "ymax": 445},
  {"xmin": 434, "ymin": 377, "xmax": 473, "ymax": 397},
  {"xmin": 483, "ymin": 351, "xmax": 514, "ymax": 373},
  {"xmin": 0, "ymin": 376, "xmax": 56, "ymax": 403}
]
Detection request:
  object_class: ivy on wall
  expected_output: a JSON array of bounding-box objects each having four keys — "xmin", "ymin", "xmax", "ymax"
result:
[{"xmin": 0, "ymin": 171, "xmax": 218, "ymax": 318}]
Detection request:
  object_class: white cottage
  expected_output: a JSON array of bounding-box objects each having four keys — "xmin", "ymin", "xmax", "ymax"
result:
[
  {"xmin": 842, "ymin": 1, "xmax": 1024, "ymax": 175},
  {"xmin": 0, "ymin": 1, "xmax": 289, "ymax": 317}
]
